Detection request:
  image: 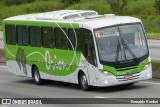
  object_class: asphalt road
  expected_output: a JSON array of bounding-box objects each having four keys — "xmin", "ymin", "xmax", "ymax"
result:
[
  {"xmin": 0, "ymin": 31, "xmax": 159, "ymax": 60},
  {"xmin": 0, "ymin": 65, "xmax": 160, "ymax": 107}
]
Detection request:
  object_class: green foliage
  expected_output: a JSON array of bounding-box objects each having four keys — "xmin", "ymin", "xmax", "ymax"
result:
[
  {"xmin": 142, "ymin": 18, "xmax": 160, "ymax": 33},
  {"xmin": 154, "ymin": 0, "xmax": 160, "ymax": 14},
  {"xmin": 126, "ymin": 0, "xmax": 156, "ymax": 16},
  {"xmin": 5, "ymin": 0, "xmax": 34, "ymax": 6},
  {"xmin": 107, "ymin": 0, "xmax": 127, "ymax": 15},
  {"xmin": 68, "ymin": 0, "xmax": 112, "ymax": 14},
  {"xmin": 0, "ymin": 0, "xmax": 64, "ymax": 20},
  {"xmin": 147, "ymin": 33, "xmax": 160, "ymax": 39},
  {"xmin": 0, "ymin": 0, "xmax": 159, "ymax": 34},
  {"xmin": 0, "ymin": 25, "xmax": 2, "ymax": 31},
  {"xmin": 61, "ymin": 0, "xmax": 80, "ymax": 6}
]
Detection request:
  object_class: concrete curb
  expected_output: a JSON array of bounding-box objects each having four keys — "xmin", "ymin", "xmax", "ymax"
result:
[
  {"xmin": 0, "ymin": 49, "xmax": 159, "ymax": 79},
  {"xmin": 152, "ymin": 62, "xmax": 160, "ymax": 79}
]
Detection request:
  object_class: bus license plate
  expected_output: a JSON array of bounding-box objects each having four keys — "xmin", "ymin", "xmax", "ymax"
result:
[{"xmin": 124, "ymin": 74, "xmax": 133, "ymax": 79}]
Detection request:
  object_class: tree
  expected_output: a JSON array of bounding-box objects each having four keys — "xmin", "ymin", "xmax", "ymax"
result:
[
  {"xmin": 108, "ymin": 0, "xmax": 128, "ymax": 15},
  {"xmin": 154, "ymin": 0, "xmax": 160, "ymax": 14}
]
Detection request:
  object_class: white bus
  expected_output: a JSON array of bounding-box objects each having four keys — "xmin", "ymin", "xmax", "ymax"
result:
[{"xmin": 3, "ymin": 10, "xmax": 152, "ymax": 90}]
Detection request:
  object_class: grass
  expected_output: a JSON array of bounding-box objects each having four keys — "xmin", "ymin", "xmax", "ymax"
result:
[{"xmin": 147, "ymin": 33, "xmax": 160, "ymax": 39}]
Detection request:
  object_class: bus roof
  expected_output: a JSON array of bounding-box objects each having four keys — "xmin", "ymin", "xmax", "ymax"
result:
[{"xmin": 4, "ymin": 10, "xmax": 141, "ymax": 29}]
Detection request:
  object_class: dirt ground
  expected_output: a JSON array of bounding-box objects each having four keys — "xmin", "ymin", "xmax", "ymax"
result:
[
  {"xmin": 152, "ymin": 62, "xmax": 160, "ymax": 79},
  {"xmin": 0, "ymin": 48, "xmax": 5, "ymax": 63}
]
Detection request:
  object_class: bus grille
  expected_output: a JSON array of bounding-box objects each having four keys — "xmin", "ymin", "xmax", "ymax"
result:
[
  {"xmin": 116, "ymin": 66, "xmax": 137, "ymax": 72},
  {"xmin": 116, "ymin": 73, "xmax": 140, "ymax": 82}
]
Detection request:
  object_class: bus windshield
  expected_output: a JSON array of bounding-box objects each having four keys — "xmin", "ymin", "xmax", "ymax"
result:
[{"xmin": 95, "ymin": 24, "xmax": 148, "ymax": 63}]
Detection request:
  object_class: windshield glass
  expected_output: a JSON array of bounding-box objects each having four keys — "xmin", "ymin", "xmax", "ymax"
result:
[{"xmin": 95, "ymin": 24, "xmax": 148, "ymax": 62}]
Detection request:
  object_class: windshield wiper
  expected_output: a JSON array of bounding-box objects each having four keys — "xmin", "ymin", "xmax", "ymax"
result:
[
  {"xmin": 121, "ymin": 37, "xmax": 138, "ymax": 61},
  {"xmin": 117, "ymin": 26, "xmax": 138, "ymax": 62}
]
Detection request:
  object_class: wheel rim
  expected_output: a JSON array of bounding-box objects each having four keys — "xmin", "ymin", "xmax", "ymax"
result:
[
  {"xmin": 34, "ymin": 69, "xmax": 39, "ymax": 82},
  {"xmin": 81, "ymin": 75, "xmax": 88, "ymax": 88}
]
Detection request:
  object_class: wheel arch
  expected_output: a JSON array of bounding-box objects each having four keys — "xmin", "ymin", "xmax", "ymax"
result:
[
  {"xmin": 31, "ymin": 64, "xmax": 37, "ymax": 78},
  {"xmin": 77, "ymin": 69, "xmax": 90, "ymax": 85},
  {"xmin": 78, "ymin": 70, "xmax": 84, "ymax": 84}
]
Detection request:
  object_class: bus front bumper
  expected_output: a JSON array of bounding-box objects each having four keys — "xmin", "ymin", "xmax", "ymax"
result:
[{"xmin": 97, "ymin": 65, "xmax": 152, "ymax": 87}]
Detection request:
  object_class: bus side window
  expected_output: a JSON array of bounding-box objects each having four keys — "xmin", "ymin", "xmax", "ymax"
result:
[
  {"xmin": 42, "ymin": 27, "xmax": 55, "ymax": 48},
  {"xmin": 17, "ymin": 26, "xmax": 28, "ymax": 46},
  {"xmin": 68, "ymin": 28, "xmax": 76, "ymax": 50},
  {"xmin": 29, "ymin": 26, "xmax": 41, "ymax": 47},
  {"xmin": 5, "ymin": 25, "xmax": 17, "ymax": 45},
  {"xmin": 55, "ymin": 28, "xmax": 68, "ymax": 49}
]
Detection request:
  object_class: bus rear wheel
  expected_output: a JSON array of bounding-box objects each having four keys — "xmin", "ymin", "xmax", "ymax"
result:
[
  {"xmin": 79, "ymin": 72, "xmax": 90, "ymax": 91},
  {"xmin": 33, "ymin": 66, "xmax": 43, "ymax": 85}
]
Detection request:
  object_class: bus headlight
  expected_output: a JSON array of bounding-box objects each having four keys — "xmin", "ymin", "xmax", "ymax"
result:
[
  {"xmin": 99, "ymin": 70, "xmax": 113, "ymax": 76},
  {"xmin": 142, "ymin": 62, "xmax": 151, "ymax": 71}
]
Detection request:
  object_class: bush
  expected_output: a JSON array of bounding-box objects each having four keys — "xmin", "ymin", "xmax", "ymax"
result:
[{"xmin": 107, "ymin": 0, "xmax": 128, "ymax": 15}]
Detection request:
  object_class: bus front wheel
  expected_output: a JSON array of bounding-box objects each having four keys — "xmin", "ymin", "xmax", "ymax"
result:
[
  {"xmin": 33, "ymin": 66, "xmax": 42, "ymax": 85},
  {"xmin": 79, "ymin": 72, "xmax": 90, "ymax": 91}
]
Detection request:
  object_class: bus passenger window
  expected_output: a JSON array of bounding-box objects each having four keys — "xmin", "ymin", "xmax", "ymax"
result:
[
  {"xmin": 17, "ymin": 26, "xmax": 28, "ymax": 46},
  {"xmin": 68, "ymin": 29, "xmax": 76, "ymax": 50},
  {"xmin": 42, "ymin": 27, "xmax": 54, "ymax": 48},
  {"xmin": 55, "ymin": 28, "xmax": 68, "ymax": 49},
  {"xmin": 29, "ymin": 26, "xmax": 41, "ymax": 47},
  {"xmin": 5, "ymin": 25, "xmax": 16, "ymax": 45}
]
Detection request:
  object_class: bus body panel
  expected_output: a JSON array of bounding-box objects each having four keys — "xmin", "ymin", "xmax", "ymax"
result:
[
  {"xmin": 97, "ymin": 63, "xmax": 152, "ymax": 87},
  {"xmin": 3, "ymin": 10, "xmax": 152, "ymax": 87}
]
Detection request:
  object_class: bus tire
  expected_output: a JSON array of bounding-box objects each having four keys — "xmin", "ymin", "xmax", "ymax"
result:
[
  {"xmin": 33, "ymin": 66, "xmax": 43, "ymax": 85},
  {"xmin": 79, "ymin": 72, "xmax": 90, "ymax": 91},
  {"xmin": 122, "ymin": 83, "xmax": 134, "ymax": 87},
  {"xmin": 126, "ymin": 83, "xmax": 134, "ymax": 86}
]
